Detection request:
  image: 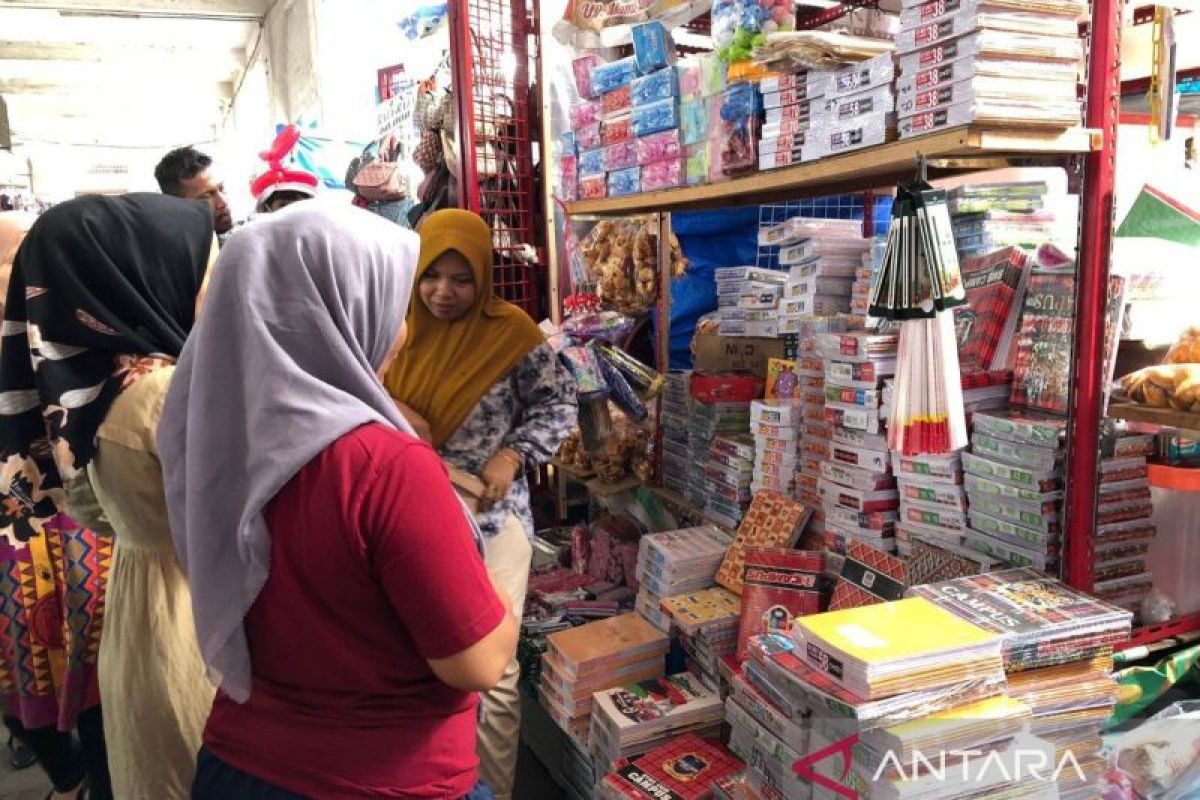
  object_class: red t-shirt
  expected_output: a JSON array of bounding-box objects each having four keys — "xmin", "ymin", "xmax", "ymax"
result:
[{"xmin": 203, "ymin": 423, "xmax": 507, "ymax": 799}]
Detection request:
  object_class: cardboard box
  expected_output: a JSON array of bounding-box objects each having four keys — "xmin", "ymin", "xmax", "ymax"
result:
[{"xmin": 692, "ymin": 333, "xmax": 786, "ymax": 378}]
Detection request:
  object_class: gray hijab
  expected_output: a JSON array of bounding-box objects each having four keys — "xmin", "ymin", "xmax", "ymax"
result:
[{"xmin": 159, "ymin": 200, "xmax": 472, "ymax": 702}]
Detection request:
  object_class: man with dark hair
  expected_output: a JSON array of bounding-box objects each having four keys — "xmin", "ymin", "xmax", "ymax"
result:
[{"xmin": 154, "ymin": 146, "xmax": 233, "ymax": 235}]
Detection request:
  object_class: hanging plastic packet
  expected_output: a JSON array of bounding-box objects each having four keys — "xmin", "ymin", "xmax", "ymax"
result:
[
  {"xmin": 596, "ymin": 350, "xmax": 649, "ymax": 422},
  {"xmin": 595, "ymin": 340, "xmax": 665, "ymax": 399},
  {"xmin": 913, "ymin": 182, "xmax": 966, "ymax": 311},
  {"xmin": 559, "ymin": 344, "xmax": 609, "ymax": 397}
]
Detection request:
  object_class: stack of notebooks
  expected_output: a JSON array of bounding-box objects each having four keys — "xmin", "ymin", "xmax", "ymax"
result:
[
  {"xmin": 725, "ymin": 656, "xmax": 809, "ymax": 798},
  {"xmin": 911, "ymin": 570, "xmax": 1134, "ymax": 799},
  {"xmin": 811, "ymin": 331, "xmax": 900, "ymax": 555},
  {"xmin": 960, "ymin": 410, "xmax": 1066, "ymax": 571},
  {"xmin": 807, "ymin": 53, "xmax": 898, "ymax": 160},
  {"xmin": 894, "ymin": 450, "xmax": 968, "ymax": 560},
  {"xmin": 1094, "ymin": 434, "xmax": 1158, "ymax": 614},
  {"xmin": 589, "ymin": 672, "xmax": 725, "ymax": 772},
  {"xmin": 596, "ymin": 733, "xmax": 744, "ymax": 800},
  {"xmin": 895, "ymin": 0, "xmax": 1086, "ymax": 139},
  {"xmin": 851, "ymin": 236, "xmax": 887, "ymax": 320},
  {"xmin": 751, "ymin": 400, "xmax": 801, "ymax": 498},
  {"xmin": 777, "ymin": 230, "xmax": 868, "ymax": 331},
  {"xmin": 661, "ymin": 586, "xmax": 742, "ymax": 687},
  {"xmin": 687, "ymin": 399, "xmax": 752, "ymax": 512},
  {"xmin": 635, "ymin": 526, "xmax": 731, "ymax": 633},
  {"xmin": 660, "ymin": 371, "xmax": 692, "ymax": 497},
  {"xmin": 705, "ymin": 434, "xmax": 757, "ymax": 529},
  {"xmin": 758, "ymin": 69, "xmax": 834, "ymax": 171},
  {"xmin": 540, "ymin": 612, "xmax": 670, "ymax": 744},
  {"xmin": 954, "ymin": 246, "xmax": 1031, "ymax": 377},
  {"xmin": 715, "ymin": 266, "xmax": 787, "ymax": 338}
]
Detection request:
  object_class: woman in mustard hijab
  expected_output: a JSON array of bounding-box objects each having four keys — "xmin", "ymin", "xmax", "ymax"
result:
[{"xmin": 385, "ymin": 209, "xmax": 576, "ymax": 800}]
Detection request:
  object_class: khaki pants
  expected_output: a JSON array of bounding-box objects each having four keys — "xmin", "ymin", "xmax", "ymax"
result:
[{"xmin": 476, "ymin": 514, "xmax": 532, "ymax": 800}]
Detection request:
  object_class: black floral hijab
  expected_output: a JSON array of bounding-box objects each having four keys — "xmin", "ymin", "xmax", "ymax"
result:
[{"xmin": 0, "ymin": 193, "xmax": 212, "ymax": 543}]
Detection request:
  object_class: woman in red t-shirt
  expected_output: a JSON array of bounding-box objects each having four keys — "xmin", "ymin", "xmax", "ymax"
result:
[{"xmin": 159, "ymin": 201, "xmax": 518, "ymax": 799}]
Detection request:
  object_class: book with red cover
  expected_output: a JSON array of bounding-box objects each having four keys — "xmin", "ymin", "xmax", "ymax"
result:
[
  {"xmin": 954, "ymin": 246, "xmax": 1030, "ymax": 374},
  {"xmin": 599, "ymin": 733, "xmax": 744, "ymax": 800},
  {"xmin": 736, "ymin": 548, "xmax": 824, "ymax": 659},
  {"xmin": 1010, "ymin": 270, "xmax": 1075, "ymax": 414},
  {"xmin": 829, "ymin": 540, "xmax": 907, "ymax": 610},
  {"xmin": 715, "ymin": 492, "xmax": 813, "ymax": 595}
]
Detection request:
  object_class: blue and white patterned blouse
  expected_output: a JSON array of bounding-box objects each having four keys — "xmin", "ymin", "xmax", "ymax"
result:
[{"xmin": 439, "ymin": 343, "xmax": 578, "ymax": 539}]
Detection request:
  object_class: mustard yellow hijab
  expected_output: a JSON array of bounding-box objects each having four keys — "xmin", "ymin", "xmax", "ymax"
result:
[{"xmin": 385, "ymin": 209, "xmax": 543, "ymax": 447}]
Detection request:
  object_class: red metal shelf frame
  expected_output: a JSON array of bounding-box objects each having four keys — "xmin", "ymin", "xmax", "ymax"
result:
[{"xmin": 448, "ymin": 0, "xmax": 545, "ymax": 318}]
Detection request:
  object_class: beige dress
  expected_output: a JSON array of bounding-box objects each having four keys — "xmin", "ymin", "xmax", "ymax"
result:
[{"xmin": 67, "ymin": 365, "xmax": 214, "ymax": 799}]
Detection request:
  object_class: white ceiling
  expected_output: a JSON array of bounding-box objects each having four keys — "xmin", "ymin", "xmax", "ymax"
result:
[{"xmin": 0, "ymin": 0, "xmax": 268, "ymax": 150}]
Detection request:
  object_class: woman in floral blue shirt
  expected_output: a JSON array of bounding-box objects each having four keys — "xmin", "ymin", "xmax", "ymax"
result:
[{"xmin": 385, "ymin": 209, "xmax": 576, "ymax": 800}]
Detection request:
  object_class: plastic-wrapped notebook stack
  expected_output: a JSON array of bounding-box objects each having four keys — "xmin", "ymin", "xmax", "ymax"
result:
[
  {"xmin": 589, "ymin": 672, "xmax": 725, "ymax": 774},
  {"xmin": 807, "ymin": 52, "xmax": 898, "ymax": 160},
  {"xmin": 661, "ymin": 371, "xmax": 692, "ymax": 497},
  {"xmin": 1094, "ymin": 434, "xmax": 1157, "ymax": 615},
  {"xmin": 946, "ymin": 181, "xmax": 1052, "ymax": 261},
  {"xmin": 539, "ymin": 612, "xmax": 670, "ymax": 746},
  {"xmin": 635, "ymin": 526, "xmax": 732, "ymax": 633},
  {"xmin": 895, "ymin": 0, "xmax": 1086, "ymax": 139},
  {"xmin": 960, "ymin": 410, "xmax": 1066, "ymax": 571},
  {"xmin": 706, "ymin": 433, "xmax": 757, "ymax": 529},
  {"xmin": 660, "ymin": 586, "xmax": 742, "ymax": 689},
  {"xmin": 811, "ymin": 331, "xmax": 901, "ymax": 555},
  {"xmin": 768, "ymin": 218, "xmax": 867, "ymax": 331},
  {"xmin": 687, "ymin": 400, "xmax": 751, "ymax": 513},
  {"xmin": 751, "ymin": 400, "xmax": 802, "ymax": 499},
  {"xmin": 780, "ymin": 596, "xmax": 1060, "ymax": 799},
  {"xmin": 910, "ymin": 569, "xmax": 1134, "ymax": 799},
  {"xmin": 851, "ymin": 236, "xmax": 887, "ymax": 321},
  {"xmin": 716, "ymin": 266, "xmax": 787, "ymax": 338},
  {"xmin": 758, "ymin": 69, "xmax": 834, "ymax": 170},
  {"xmin": 596, "ymin": 732, "xmax": 745, "ymax": 800}
]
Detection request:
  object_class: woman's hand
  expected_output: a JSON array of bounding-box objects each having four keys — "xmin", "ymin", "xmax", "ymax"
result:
[
  {"xmin": 394, "ymin": 400, "xmax": 433, "ymax": 443},
  {"xmin": 479, "ymin": 448, "xmax": 522, "ymax": 510}
]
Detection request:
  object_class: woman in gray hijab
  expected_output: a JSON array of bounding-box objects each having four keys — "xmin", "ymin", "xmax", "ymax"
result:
[{"xmin": 159, "ymin": 200, "xmax": 516, "ymax": 800}]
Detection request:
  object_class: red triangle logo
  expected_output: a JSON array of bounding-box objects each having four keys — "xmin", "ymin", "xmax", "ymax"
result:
[{"xmin": 793, "ymin": 733, "xmax": 860, "ymax": 800}]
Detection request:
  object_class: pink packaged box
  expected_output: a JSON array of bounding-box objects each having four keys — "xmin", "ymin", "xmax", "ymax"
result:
[
  {"xmin": 604, "ymin": 140, "xmax": 638, "ymax": 171},
  {"xmin": 559, "ymin": 154, "xmax": 578, "ymax": 201},
  {"xmin": 572, "ymin": 54, "xmax": 604, "ymax": 99},
  {"xmin": 579, "ymin": 174, "xmax": 607, "ymax": 200},
  {"xmin": 601, "ymin": 114, "xmax": 634, "ymax": 146},
  {"xmin": 636, "ymin": 129, "xmax": 682, "ymax": 165},
  {"xmin": 570, "ymin": 101, "xmax": 601, "ymax": 130},
  {"xmin": 601, "ymin": 85, "xmax": 632, "ymax": 118},
  {"xmin": 576, "ymin": 122, "xmax": 602, "ymax": 150}
]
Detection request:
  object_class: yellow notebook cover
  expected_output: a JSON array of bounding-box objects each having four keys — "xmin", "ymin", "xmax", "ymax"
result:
[
  {"xmin": 882, "ymin": 695, "xmax": 1031, "ymax": 739},
  {"xmin": 795, "ymin": 597, "xmax": 1001, "ymax": 667}
]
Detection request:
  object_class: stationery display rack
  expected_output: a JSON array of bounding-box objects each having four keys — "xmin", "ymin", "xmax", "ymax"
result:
[{"xmin": 546, "ymin": 0, "xmax": 1200, "ymax": 651}]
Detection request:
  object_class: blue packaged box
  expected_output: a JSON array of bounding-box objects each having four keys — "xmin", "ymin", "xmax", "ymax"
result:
[
  {"xmin": 578, "ymin": 147, "xmax": 605, "ymax": 177},
  {"xmin": 631, "ymin": 21, "xmax": 671, "ymax": 75},
  {"xmin": 608, "ymin": 167, "xmax": 641, "ymax": 197},
  {"xmin": 631, "ymin": 98, "xmax": 680, "ymax": 137},
  {"xmin": 590, "ymin": 56, "xmax": 637, "ymax": 94},
  {"xmin": 631, "ymin": 67, "xmax": 679, "ymax": 106},
  {"xmin": 560, "ymin": 130, "xmax": 578, "ymax": 156}
]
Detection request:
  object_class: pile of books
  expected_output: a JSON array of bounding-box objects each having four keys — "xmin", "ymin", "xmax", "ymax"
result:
[
  {"xmin": 539, "ymin": 612, "xmax": 670, "ymax": 744},
  {"xmin": 851, "ymin": 236, "xmax": 886, "ymax": 320},
  {"xmin": 687, "ymin": 399, "xmax": 752, "ymax": 511},
  {"xmin": 812, "ymin": 331, "xmax": 900, "ymax": 555},
  {"xmin": 960, "ymin": 410, "xmax": 1066, "ymax": 571},
  {"xmin": 596, "ymin": 733, "xmax": 745, "ymax": 800},
  {"xmin": 706, "ymin": 434, "xmax": 756, "ymax": 529},
  {"xmin": 911, "ymin": 570, "xmax": 1134, "ymax": 799},
  {"xmin": 895, "ymin": 0, "xmax": 1086, "ymax": 138},
  {"xmin": 806, "ymin": 53, "xmax": 898, "ymax": 160},
  {"xmin": 776, "ymin": 228, "xmax": 869, "ymax": 331},
  {"xmin": 661, "ymin": 586, "xmax": 742, "ymax": 687},
  {"xmin": 660, "ymin": 371, "xmax": 692, "ymax": 497},
  {"xmin": 750, "ymin": 400, "xmax": 801, "ymax": 498},
  {"xmin": 635, "ymin": 526, "xmax": 731, "ymax": 633},
  {"xmin": 589, "ymin": 672, "xmax": 725, "ymax": 772},
  {"xmin": 758, "ymin": 69, "xmax": 834, "ymax": 170},
  {"xmin": 954, "ymin": 246, "xmax": 1031, "ymax": 378},
  {"xmin": 715, "ymin": 266, "xmax": 787, "ymax": 338},
  {"xmin": 948, "ymin": 182, "xmax": 1054, "ymax": 261},
  {"xmin": 1094, "ymin": 434, "xmax": 1158, "ymax": 614}
]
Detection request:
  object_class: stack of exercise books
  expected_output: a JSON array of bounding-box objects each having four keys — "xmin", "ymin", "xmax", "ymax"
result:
[
  {"xmin": 751, "ymin": 400, "xmax": 802, "ymax": 498},
  {"xmin": 595, "ymin": 733, "xmax": 745, "ymax": 800},
  {"xmin": 1094, "ymin": 434, "xmax": 1157, "ymax": 615},
  {"xmin": 909, "ymin": 569, "xmax": 1133, "ymax": 799},
  {"xmin": 660, "ymin": 371, "xmax": 692, "ymax": 496},
  {"xmin": 589, "ymin": 672, "xmax": 725, "ymax": 772},
  {"xmin": 540, "ymin": 612, "xmax": 670, "ymax": 744},
  {"xmin": 635, "ymin": 526, "xmax": 731, "ymax": 632}
]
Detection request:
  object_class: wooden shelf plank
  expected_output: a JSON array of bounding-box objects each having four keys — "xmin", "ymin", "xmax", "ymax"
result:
[
  {"xmin": 1108, "ymin": 403, "xmax": 1200, "ymax": 435},
  {"xmin": 565, "ymin": 125, "xmax": 1098, "ymax": 216}
]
